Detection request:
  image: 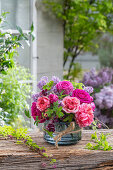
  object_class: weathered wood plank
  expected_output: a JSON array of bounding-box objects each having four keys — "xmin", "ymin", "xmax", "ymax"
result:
[{"xmin": 0, "ymin": 130, "xmax": 113, "ymax": 169}]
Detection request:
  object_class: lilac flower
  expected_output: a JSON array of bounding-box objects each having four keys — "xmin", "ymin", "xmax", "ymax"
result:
[
  {"xmin": 95, "ymin": 85, "xmax": 113, "ymax": 109},
  {"xmin": 83, "ymin": 86, "xmax": 93, "ymax": 94},
  {"xmin": 52, "ymin": 76, "xmax": 60, "ymax": 84},
  {"xmin": 32, "ymin": 92, "xmax": 40, "ymax": 102},
  {"xmin": 98, "ymin": 115, "xmax": 109, "ymax": 124},
  {"xmin": 82, "ymin": 67, "xmax": 113, "ymax": 88},
  {"xmin": 94, "ymin": 108, "xmax": 101, "ymax": 117},
  {"xmin": 37, "ymin": 76, "xmax": 48, "ymax": 90}
]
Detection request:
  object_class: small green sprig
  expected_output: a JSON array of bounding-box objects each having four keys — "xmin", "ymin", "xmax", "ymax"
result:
[
  {"xmin": 71, "ymin": 82, "xmax": 84, "ymax": 90},
  {"xmin": 45, "ymin": 101, "xmax": 64, "ymax": 118},
  {"xmin": 0, "ymin": 125, "xmax": 47, "ymax": 156},
  {"xmin": 43, "ymin": 81, "xmax": 54, "ymax": 91},
  {"xmin": 86, "ymin": 131, "xmax": 112, "ymax": 151},
  {"xmin": 0, "ymin": 125, "xmax": 57, "ymax": 166},
  {"xmin": 63, "ymin": 114, "xmax": 74, "ymax": 123}
]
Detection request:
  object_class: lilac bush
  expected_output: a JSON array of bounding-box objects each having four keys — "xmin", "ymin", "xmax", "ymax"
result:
[
  {"xmin": 82, "ymin": 67, "xmax": 113, "ymax": 88},
  {"xmin": 82, "ymin": 67, "xmax": 113, "ymax": 128},
  {"xmin": 95, "ymin": 85, "xmax": 113, "ymax": 109}
]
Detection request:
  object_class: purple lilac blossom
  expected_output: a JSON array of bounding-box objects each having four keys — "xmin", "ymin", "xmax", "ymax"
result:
[
  {"xmin": 94, "ymin": 107, "xmax": 113, "ymax": 128},
  {"xmin": 51, "ymin": 76, "xmax": 60, "ymax": 84},
  {"xmin": 83, "ymin": 86, "xmax": 94, "ymax": 94},
  {"xmin": 51, "ymin": 76, "xmax": 61, "ymax": 92},
  {"xmin": 82, "ymin": 67, "xmax": 113, "ymax": 88},
  {"xmin": 37, "ymin": 76, "xmax": 48, "ymax": 90},
  {"xmin": 32, "ymin": 92, "xmax": 40, "ymax": 102},
  {"xmin": 94, "ymin": 107, "xmax": 101, "ymax": 117},
  {"xmin": 95, "ymin": 85, "xmax": 113, "ymax": 109},
  {"xmin": 98, "ymin": 115, "xmax": 109, "ymax": 124}
]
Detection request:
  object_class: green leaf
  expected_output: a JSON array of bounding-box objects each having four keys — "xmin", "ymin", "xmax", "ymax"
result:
[
  {"xmin": 24, "ymin": 109, "xmax": 31, "ymax": 118},
  {"xmin": 30, "ymin": 23, "xmax": 34, "ymax": 32},
  {"xmin": 63, "ymin": 114, "xmax": 74, "ymax": 122},
  {"xmin": 16, "ymin": 26, "xmax": 23, "ymax": 35},
  {"xmin": 43, "ymin": 81, "xmax": 54, "ymax": 90},
  {"xmin": 43, "ymin": 128, "xmax": 53, "ymax": 137},
  {"xmin": 56, "ymin": 111, "xmax": 64, "ymax": 118}
]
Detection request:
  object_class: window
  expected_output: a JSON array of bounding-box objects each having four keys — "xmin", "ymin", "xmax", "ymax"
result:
[{"xmin": 0, "ymin": 0, "xmax": 32, "ymax": 69}]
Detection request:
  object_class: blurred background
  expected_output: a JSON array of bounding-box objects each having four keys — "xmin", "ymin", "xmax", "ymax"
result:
[{"xmin": 0, "ymin": 0, "xmax": 113, "ymax": 129}]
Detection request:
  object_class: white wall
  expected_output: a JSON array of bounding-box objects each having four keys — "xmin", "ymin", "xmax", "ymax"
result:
[
  {"xmin": 35, "ymin": 1, "xmax": 64, "ymax": 81},
  {"xmin": 31, "ymin": 0, "xmax": 64, "ymax": 128}
]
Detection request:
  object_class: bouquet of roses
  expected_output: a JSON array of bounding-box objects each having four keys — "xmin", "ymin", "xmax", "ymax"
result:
[{"xmin": 31, "ymin": 76, "xmax": 95, "ymax": 136}]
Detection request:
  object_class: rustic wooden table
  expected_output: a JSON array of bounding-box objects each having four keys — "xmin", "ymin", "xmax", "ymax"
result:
[{"xmin": 0, "ymin": 129, "xmax": 113, "ymax": 170}]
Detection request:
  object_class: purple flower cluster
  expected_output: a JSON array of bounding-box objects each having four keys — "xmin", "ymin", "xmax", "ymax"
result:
[
  {"xmin": 93, "ymin": 84, "xmax": 113, "ymax": 128},
  {"xmin": 32, "ymin": 76, "xmax": 60, "ymax": 102},
  {"xmin": 37, "ymin": 76, "xmax": 48, "ymax": 90},
  {"xmin": 37, "ymin": 76, "xmax": 60, "ymax": 91},
  {"xmin": 82, "ymin": 67, "xmax": 113, "ymax": 88},
  {"xmin": 94, "ymin": 108, "xmax": 113, "ymax": 128},
  {"xmin": 95, "ymin": 85, "xmax": 113, "ymax": 109},
  {"xmin": 32, "ymin": 93, "xmax": 40, "ymax": 102},
  {"xmin": 83, "ymin": 86, "xmax": 94, "ymax": 94}
]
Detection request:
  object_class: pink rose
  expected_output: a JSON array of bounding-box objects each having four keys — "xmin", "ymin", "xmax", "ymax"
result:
[
  {"xmin": 31, "ymin": 102, "xmax": 46, "ymax": 123},
  {"xmin": 62, "ymin": 96, "xmax": 80, "ymax": 113},
  {"xmin": 72, "ymin": 89, "xmax": 92, "ymax": 104},
  {"xmin": 48, "ymin": 93, "xmax": 58, "ymax": 104},
  {"xmin": 75, "ymin": 103, "xmax": 94, "ymax": 128},
  {"xmin": 36, "ymin": 96, "xmax": 50, "ymax": 112},
  {"xmin": 56, "ymin": 81, "xmax": 73, "ymax": 95}
]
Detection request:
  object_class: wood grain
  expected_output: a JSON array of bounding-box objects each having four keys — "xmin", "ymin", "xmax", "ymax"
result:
[{"xmin": 0, "ymin": 129, "xmax": 113, "ymax": 169}]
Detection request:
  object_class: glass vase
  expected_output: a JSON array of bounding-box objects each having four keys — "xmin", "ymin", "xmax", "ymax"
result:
[{"xmin": 44, "ymin": 121, "xmax": 82, "ymax": 145}]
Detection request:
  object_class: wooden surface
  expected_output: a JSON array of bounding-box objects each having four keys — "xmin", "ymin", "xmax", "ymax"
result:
[{"xmin": 0, "ymin": 129, "xmax": 113, "ymax": 170}]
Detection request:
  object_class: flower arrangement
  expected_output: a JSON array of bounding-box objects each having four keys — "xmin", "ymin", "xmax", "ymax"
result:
[{"xmin": 31, "ymin": 76, "xmax": 95, "ymax": 137}]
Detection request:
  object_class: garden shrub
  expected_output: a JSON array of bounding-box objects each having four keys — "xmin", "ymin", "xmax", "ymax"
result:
[
  {"xmin": 0, "ymin": 66, "xmax": 32, "ymax": 126},
  {"xmin": 43, "ymin": 0, "xmax": 113, "ymax": 79}
]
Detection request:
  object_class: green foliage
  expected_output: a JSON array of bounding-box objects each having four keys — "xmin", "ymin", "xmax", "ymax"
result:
[
  {"xmin": 43, "ymin": 128, "xmax": 54, "ymax": 137},
  {"xmin": 96, "ymin": 34, "xmax": 113, "ymax": 68},
  {"xmin": 0, "ymin": 125, "xmax": 57, "ymax": 166},
  {"xmin": 64, "ymin": 63, "xmax": 82, "ymax": 81},
  {"xmin": 0, "ymin": 125, "xmax": 14, "ymax": 137},
  {"xmin": 43, "ymin": 81, "xmax": 54, "ymax": 90},
  {"xmin": 0, "ymin": 13, "xmax": 34, "ymax": 74},
  {"xmin": 43, "ymin": 0, "xmax": 113, "ymax": 79},
  {"xmin": 0, "ymin": 66, "xmax": 32, "ymax": 125},
  {"xmin": 86, "ymin": 131, "xmax": 112, "ymax": 151},
  {"xmin": 0, "ymin": 125, "xmax": 48, "ymax": 157},
  {"xmin": 72, "ymin": 82, "xmax": 84, "ymax": 89},
  {"xmin": 63, "ymin": 113, "xmax": 74, "ymax": 123},
  {"xmin": 45, "ymin": 101, "xmax": 64, "ymax": 118},
  {"xmin": 25, "ymin": 109, "xmax": 31, "ymax": 119}
]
